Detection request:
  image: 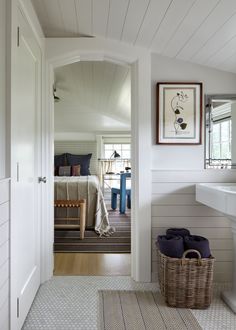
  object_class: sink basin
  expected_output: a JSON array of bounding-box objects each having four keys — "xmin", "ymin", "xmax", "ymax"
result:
[
  {"xmin": 196, "ymin": 183, "xmax": 236, "ymax": 217},
  {"xmin": 196, "ymin": 183, "xmax": 236, "ymax": 313}
]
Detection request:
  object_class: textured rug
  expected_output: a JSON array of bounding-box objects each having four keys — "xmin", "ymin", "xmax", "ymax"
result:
[
  {"xmin": 54, "ymin": 209, "xmax": 131, "ymax": 253},
  {"xmin": 99, "ymin": 290, "xmax": 202, "ymax": 330}
]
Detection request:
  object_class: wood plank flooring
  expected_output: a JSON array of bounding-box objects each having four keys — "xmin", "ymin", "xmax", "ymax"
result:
[{"xmin": 54, "ymin": 253, "xmax": 131, "ymax": 276}]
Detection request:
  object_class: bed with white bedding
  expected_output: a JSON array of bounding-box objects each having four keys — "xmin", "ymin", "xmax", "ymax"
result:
[{"xmin": 54, "ymin": 175, "xmax": 115, "ymax": 236}]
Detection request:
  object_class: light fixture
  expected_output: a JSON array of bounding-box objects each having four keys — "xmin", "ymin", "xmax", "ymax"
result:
[
  {"xmin": 53, "ymin": 86, "xmax": 60, "ymax": 103},
  {"xmin": 110, "ymin": 150, "xmax": 120, "ymax": 159}
]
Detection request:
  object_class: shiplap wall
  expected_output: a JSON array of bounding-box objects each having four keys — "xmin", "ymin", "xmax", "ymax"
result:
[
  {"xmin": 151, "ymin": 170, "xmax": 236, "ymax": 283},
  {"xmin": 0, "ymin": 179, "xmax": 10, "ymax": 329},
  {"xmin": 0, "ymin": 0, "xmax": 6, "ymax": 179},
  {"xmin": 151, "ymin": 53, "xmax": 236, "ymax": 283},
  {"xmin": 54, "ymin": 141, "xmax": 98, "ymax": 175}
]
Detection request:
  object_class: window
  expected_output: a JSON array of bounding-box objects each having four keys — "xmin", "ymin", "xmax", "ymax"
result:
[
  {"xmin": 102, "ymin": 143, "xmax": 131, "ymax": 173},
  {"xmin": 211, "ymin": 119, "xmax": 231, "ymax": 160},
  {"xmin": 104, "ymin": 143, "xmax": 131, "ymax": 159}
]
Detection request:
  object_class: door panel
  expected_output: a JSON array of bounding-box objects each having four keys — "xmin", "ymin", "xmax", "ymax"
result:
[{"xmin": 11, "ymin": 8, "xmax": 41, "ymax": 329}]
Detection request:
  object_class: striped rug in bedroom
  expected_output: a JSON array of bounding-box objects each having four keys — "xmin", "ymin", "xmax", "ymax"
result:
[{"xmin": 54, "ymin": 209, "xmax": 131, "ymax": 253}]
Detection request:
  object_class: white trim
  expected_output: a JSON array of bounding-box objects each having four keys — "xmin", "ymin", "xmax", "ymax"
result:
[
  {"xmin": 0, "ymin": 178, "xmax": 11, "ymax": 183},
  {"xmin": 43, "ymin": 37, "xmax": 152, "ymax": 282},
  {"xmin": 18, "ymin": 0, "xmax": 44, "ymax": 48}
]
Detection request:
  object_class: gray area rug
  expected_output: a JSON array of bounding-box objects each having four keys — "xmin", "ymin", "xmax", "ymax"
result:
[
  {"xmin": 54, "ymin": 208, "xmax": 131, "ymax": 253},
  {"xmin": 99, "ymin": 290, "xmax": 202, "ymax": 330}
]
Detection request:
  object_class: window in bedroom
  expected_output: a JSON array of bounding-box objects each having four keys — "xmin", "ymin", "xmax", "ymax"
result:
[
  {"xmin": 104, "ymin": 143, "xmax": 131, "ymax": 159},
  {"xmin": 102, "ymin": 143, "xmax": 131, "ymax": 174}
]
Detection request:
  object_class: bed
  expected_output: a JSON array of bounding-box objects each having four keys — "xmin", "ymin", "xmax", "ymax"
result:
[
  {"xmin": 54, "ymin": 152, "xmax": 115, "ymax": 236},
  {"xmin": 54, "ymin": 175, "xmax": 115, "ymax": 236}
]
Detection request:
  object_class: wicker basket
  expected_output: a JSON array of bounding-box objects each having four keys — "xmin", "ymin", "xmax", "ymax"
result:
[{"xmin": 157, "ymin": 249, "xmax": 215, "ymax": 309}]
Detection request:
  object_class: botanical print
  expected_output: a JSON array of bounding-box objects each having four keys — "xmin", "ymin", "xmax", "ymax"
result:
[
  {"xmin": 171, "ymin": 91, "xmax": 188, "ymax": 134},
  {"xmin": 157, "ymin": 82, "xmax": 202, "ymax": 145},
  {"xmin": 163, "ymin": 88, "xmax": 196, "ymax": 139}
]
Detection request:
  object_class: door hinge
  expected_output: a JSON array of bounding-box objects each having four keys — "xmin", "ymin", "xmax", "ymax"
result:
[
  {"xmin": 17, "ymin": 297, "xmax": 20, "ymax": 318},
  {"xmin": 17, "ymin": 26, "xmax": 20, "ymax": 47}
]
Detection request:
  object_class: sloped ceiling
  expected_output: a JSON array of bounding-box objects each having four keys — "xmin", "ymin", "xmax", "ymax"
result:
[
  {"xmin": 32, "ymin": 0, "xmax": 236, "ymax": 73},
  {"xmin": 54, "ymin": 61, "xmax": 131, "ymax": 133}
]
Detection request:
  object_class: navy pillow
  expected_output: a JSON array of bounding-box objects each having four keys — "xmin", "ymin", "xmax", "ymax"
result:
[
  {"xmin": 54, "ymin": 153, "xmax": 67, "ymax": 167},
  {"xmin": 54, "ymin": 153, "xmax": 67, "ymax": 175},
  {"xmin": 66, "ymin": 153, "xmax": 92, "ymax": 176}
]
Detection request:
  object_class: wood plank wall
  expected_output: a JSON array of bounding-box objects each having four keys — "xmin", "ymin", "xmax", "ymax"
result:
[
  {"xmin": 0, "ymin": 179, "xmax": 10, "ymax": 329},
  {"xmin": 151, "ymin": 170, "xmax": 236, "ymax": 283}
]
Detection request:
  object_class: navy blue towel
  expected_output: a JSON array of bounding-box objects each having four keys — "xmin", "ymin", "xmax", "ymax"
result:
[
  {"xmin": 166, "ymin": 228, "xmax": 190, "ymax": 237},
  {"xmin": 184, "ymin": 235, "xmax": 211, "ymax": 258},
  {"xmin": 157, "ymin": 235, "xmax": 184, "ymax": 258}
]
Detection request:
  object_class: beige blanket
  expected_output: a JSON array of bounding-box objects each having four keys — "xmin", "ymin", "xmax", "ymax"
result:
[{"xmin": 54, "ymin": 176, "xmax": 115, "ymax": 236}]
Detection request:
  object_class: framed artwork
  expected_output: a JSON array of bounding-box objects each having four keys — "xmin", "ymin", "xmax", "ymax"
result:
[{"xmin": 156, "ymin": 82, "xmax": 202, "ymax": 144}]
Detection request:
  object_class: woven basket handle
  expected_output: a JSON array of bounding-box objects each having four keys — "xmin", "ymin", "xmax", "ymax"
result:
[
  {"xmin": 182, "ymin": 249, "xmax": 201, "ymax": 259},
  {"xmin": 181, "ymin": 249, "xmax": 202, "ymax": 266}
]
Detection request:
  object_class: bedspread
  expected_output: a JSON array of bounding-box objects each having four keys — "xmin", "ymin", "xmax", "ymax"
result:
[{"xmin": 54, "ymin": 176, "xmax": 115, "ymax": 236}]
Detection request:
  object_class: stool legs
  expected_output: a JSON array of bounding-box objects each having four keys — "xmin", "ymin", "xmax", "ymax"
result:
[
  {"xmin": 111, "ymin": 192, "xmax": 117, "ymax": 210},
  {"xmin": 120, "ymin": 192, "xmax": 126, "ymax": 214},
  {"xmin": 112, "ymin": 190, "xmax": 131, "ymax": 213},
  {"xmin": 80, "ymin": 200, "xmax": 86, "ymax": 240}
]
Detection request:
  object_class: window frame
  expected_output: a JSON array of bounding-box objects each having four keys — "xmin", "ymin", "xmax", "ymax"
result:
[
  {"xmin": 104, "ymin": 143, "xmax": 131, "ymax": 159},
  {"xmin": 211, "ymin": 117, "xmax": 231, "ymax": 160}
]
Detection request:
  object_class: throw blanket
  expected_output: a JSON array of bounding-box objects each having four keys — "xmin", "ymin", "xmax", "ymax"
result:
[{"xmin": 54, "ymin": 176, "xmax": 115, "ymax": 236}]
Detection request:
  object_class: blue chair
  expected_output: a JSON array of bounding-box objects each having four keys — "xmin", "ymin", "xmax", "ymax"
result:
[{"xmin": 111, "ymin": 173, "xmax": 131, "ymax": 214}]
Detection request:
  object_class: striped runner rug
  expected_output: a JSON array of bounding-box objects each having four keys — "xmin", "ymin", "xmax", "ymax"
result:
[
  {"xmin": 99, "ymin": 290, "xmax": 202, "ymax": 330},
  {"xmin": 54, "ymin": 209, "xmax": 131, "ymax": 253}
]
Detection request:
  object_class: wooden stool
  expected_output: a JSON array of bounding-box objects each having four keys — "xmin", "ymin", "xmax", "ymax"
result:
[{"xmin": 54, "ymin": 199, "xmax": 86, "ymax": 239}]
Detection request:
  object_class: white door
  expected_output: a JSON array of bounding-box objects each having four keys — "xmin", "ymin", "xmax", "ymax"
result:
[{"xmin": 11, "ymin": 8, "xmax": 42, "ymax": 329}]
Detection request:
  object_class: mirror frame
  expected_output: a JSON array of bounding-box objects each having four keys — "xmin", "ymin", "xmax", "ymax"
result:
[{"xmin": 205, "ymin": 94, "xmax": 236, "ymax": 169}]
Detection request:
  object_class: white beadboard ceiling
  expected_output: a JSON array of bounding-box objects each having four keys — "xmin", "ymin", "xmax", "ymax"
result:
[
  {"xmin": 54, "ymin": 61, "xmax": 131, "ymax": 133},
  {"xmin": 32, "ymin": 0, "xmax": 236, "ymax": 73}
]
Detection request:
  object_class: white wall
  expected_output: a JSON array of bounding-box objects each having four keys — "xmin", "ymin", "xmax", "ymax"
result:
[
  {"xmin": 0, "ymin": 0, "xmax": 6, "ymax": 179},
  {"xmin": 152, "ymin": 54, "xmax": 236, "ymax": 170},
  {"xmin": 151, "ymin": 54, "xmax": 236, "ymax": 282}
]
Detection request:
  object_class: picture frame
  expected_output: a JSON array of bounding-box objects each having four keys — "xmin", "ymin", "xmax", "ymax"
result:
[{"xmin": 156, "ymin": 82, "xmax": 202, "ymax": 145}]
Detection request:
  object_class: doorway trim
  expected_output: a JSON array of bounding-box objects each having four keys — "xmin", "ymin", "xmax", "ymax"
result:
[{"xmin": 43, "ymin": 37, "xmax": 152, "ymax": 282}]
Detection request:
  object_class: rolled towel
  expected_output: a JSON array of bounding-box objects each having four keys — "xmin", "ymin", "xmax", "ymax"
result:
[
  {"xmin": 184, "ymin": 235, "xmax": 211, "ymax": 258},
  {"xmin": 166, "ymin": 228, "xmax": 190, "ymax": 237},
  {"xmin": 157, "ymin": 235, "xmax": 184, "ymax": 258}
]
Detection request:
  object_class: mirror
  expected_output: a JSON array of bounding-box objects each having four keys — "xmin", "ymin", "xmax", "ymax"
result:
[{"xmin": 205, "ymin": 94, "xmax": 236, "ymax": 169}]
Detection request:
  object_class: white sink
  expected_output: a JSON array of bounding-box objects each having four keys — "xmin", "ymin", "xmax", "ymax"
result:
[
  {"xmin": 196, "ymin": 183, "xmax": 236, "ymax": 313},
  {"xmin": 196, "ymin": 183, "xmax": 236, "ymax": 217}
]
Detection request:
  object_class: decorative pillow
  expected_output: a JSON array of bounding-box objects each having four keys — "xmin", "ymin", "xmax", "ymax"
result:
[
  {"xmin": 66, "ymin": 153, "xmax": 92, "ymax": 176},
  {"xmin": 54, "ymin": 153, "xmax": 67, "ymax": 175},
  {"xmin": 54, "ymin": 153, "xmax": 67, "ymax": 166},
  {"xmin": 72, "ymin": 165, "xmax": 81, "ymax": 176},
  {"xmin": 58, "ymin": 166, "xmax": 71, "ymax": 176}
]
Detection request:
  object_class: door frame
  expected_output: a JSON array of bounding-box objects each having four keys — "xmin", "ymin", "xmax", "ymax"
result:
[{"xmin": 42, "ymin": 38, "xmax": 152, "ymax": 282}]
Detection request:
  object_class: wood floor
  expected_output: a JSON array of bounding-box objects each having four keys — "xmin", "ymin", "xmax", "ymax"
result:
[{"xmin": 54, "ymin": 253, "xmax": 131, "ymax": 276}]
